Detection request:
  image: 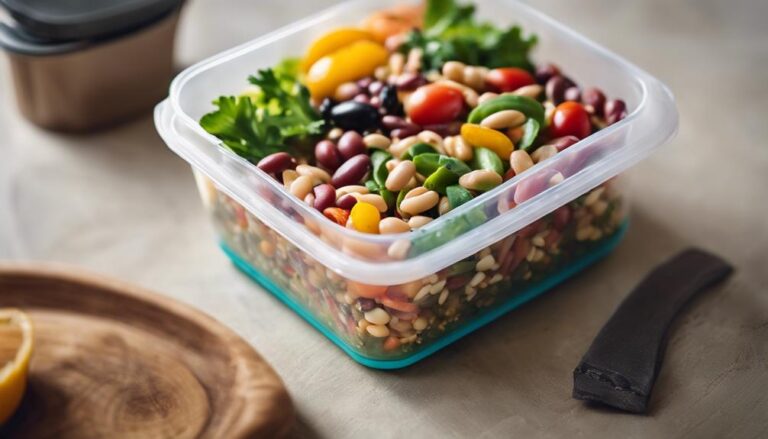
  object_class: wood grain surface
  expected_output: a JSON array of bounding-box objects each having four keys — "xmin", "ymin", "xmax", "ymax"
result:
[{"xmin": 0, "ymin": 264, "xmax": 294, "ymax": 439}]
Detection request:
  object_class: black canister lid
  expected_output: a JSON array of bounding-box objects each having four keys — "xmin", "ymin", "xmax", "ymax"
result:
[{"xmin": 0, "ymin": 0, "xmax": 183, "ymax": 42}]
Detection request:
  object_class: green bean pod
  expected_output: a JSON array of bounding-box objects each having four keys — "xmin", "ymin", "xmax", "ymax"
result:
[
  {"xmin": 413, "ymin": 153, "xmax": 441, "ymax": 176},
  {"xmin": 518, "ymin": 118, "xmax": 540, "ymax": 152},
  {"xmin": 471, "ymin": 147, "xmax": 504, "ymax": 175},
  {"xmin": 424, "ymin": 166, "xmax": 459, "ymax": 194},
  {"xmin": 467, "ymin": 94, "xmax": 545, "ymax": 126},
  {"xmin": 438, "ymin": 155, "xmax": 472, "ymax": 176},
  {"xmin": 447, "ymin": 185, "xmax": 473, "ymax": 209},
  {"xmin": 402, "ymin": 143, "xmax": 438, "ymax": 160},
  {"xmin": 371, "ymin": 149, "xmax": 392, "ymax": 188},
  {"xmin": 380, "ymin": 188, "xmax": 396, "ymax": 210}
]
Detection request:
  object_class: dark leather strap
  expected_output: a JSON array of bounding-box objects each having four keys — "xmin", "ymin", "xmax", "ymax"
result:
[{"xmin": 572, "ymin": 248, "xmax": 733, "ymax": 413}]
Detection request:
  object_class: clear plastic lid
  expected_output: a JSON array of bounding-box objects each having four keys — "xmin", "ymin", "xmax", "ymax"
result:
[{"xmin": 155, "ymin": 0, "xmax": 677, "ymax": 285}]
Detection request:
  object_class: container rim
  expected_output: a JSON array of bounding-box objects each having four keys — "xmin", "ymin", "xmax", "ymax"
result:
[{"xmin": 156, "ymin": 0, "xmax": 678, "ymax": 285}]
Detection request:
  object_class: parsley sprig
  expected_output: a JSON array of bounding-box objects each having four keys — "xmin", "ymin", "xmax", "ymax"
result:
[
  {"xmin": 200, "ymin": 59, "xmax": 324, "ymax": 162},
  {"xmin": 402, "ymin": 0, "xmax": 538, "ymax": 72}
]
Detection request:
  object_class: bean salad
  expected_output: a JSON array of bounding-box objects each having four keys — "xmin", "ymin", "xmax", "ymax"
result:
[
  {"xmin": 198, "ymin": 0, "xmax": 631, "ymax": 360},
  {"xmin": 201, "ymin": 0, "xmax": 626, "ymax": 237}
]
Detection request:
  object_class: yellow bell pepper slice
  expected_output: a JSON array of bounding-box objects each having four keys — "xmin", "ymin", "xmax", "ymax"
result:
[
  {"xmin": 461, "ymin": 123, "xmax": 515, "ymax": 159},
  {"xmin": 301, "ymin": 27, "xmax": 376, "ymax": 73},
  {"xmin": 306, "ymin": 40, "xmax": 389, "ymax": 99},
  {"xmin": 350, "ymin": 202, "xmax": 380, "ymax": 234}
]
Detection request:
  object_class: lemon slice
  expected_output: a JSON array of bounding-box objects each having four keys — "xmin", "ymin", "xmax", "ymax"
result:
[{"xmin": 0, "ymin": 309, "xmax": 33, "ymax": 425}]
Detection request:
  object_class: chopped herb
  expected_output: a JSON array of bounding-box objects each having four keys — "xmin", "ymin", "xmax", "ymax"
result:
[
  {"xmin": 200, "ymin": 64, "xmax": 324, "ymax": 162},
  {"xmin": 402, "ymin": 0, "xmax": 537, "ymax": 72}
]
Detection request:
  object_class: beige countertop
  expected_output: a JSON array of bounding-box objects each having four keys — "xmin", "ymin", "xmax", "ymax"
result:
[{"xmin": 1, "ymin": 0, "xmax": 766, "ymax": 437}]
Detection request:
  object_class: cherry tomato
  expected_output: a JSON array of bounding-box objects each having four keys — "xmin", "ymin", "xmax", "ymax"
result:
[
  {"xmin": 485, "ymin": 67, "xmax": 535, "ymax": 92},
  {"xmin": 407, "ymin": 84, "xmax": 464, "ymax": 125},
  {"xmin": 550, "ymin": 101, "xmax": 592, "ymax": 139}
]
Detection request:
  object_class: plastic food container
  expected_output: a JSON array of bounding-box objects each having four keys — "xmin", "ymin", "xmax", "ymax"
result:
[
  {"xmin": 0, "ymin": 0, "xmax": 184, "ymax": 131},
  {"xmin": 155, "ymin": 0, "xmax": 677, "ymax": 369}
]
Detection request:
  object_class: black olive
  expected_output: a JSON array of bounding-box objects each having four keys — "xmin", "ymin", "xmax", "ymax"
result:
[
  {"xmin": 379, "ymin": 85, "xmax": 402, "ymax": 115},
  {"xmin": 319, "ymin": 98, "xmax": 335, "ymax": 121},
  {"xmin": 329, "ymin": 101, "xmax": 380, "ymax": 132}
]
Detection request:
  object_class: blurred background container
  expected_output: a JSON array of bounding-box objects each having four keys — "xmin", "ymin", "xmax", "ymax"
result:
[{"xmin": 0, "ymin": 0, "xmax": 184, "ymax": 131}]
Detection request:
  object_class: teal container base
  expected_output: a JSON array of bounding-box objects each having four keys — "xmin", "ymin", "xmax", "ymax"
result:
[{"xmin": 222, "ymin": 222, "xmax": 628, "ymax": 370}]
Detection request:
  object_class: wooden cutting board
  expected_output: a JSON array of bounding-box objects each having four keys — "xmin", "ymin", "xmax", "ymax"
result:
[{"xmin": 0, "ymin": 264, "xmax": 294, "ymax": 438}]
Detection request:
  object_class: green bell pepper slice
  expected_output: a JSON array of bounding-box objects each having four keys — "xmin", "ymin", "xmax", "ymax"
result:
[
  {"xmin": 467, "ymin": 94, "xmax": 545, "ymax": 126},
  {"xmin": 471, "ymin": 147, "xmax": 504, "ymax": 175}
]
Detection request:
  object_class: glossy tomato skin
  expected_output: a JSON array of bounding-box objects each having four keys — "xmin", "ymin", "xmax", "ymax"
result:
[
  {"xmin": 407, "ymin": 84, "xmax": 464, "ymax": 125},
  {"xmin": 550, "ymin": 101, "xmax": 592, "ymax": 139},
  {"xmin": 485, "ymin": 67, "xmax": 535, "ymax": 92}
]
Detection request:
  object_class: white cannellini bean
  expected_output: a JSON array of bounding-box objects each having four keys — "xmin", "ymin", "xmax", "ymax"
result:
[
  {"xmin": 366, "ymin": 324, "xmax": 390, "ymax": 338},
  {"xmin": 469, "ymin": 272, "xmax": 486, "ymax": 287},
  {"xmin": 364, "ymin": 307, "xmax": 391, "ymax": 325},
  {"xmin": 475, "ymin": 255, "xmax": 496, "ymax": 271}
]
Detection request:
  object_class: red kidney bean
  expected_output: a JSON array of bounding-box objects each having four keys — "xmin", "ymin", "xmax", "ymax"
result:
[
  {"xmin": 549, "ymin": 135, "xmax": 580, "ymax": 152},
  {"xmin": 335, "ymin": 82, "xmax": 362, "ymax": 101},
  {"xmin": 553, "ymin": 206, "xmax": 572, "ymax": 230},
  {"xmin": 336, "ymin": 193, "xmax": 358, "ymax": 210},
  {"xmin": 381, "ymin": 115, "xmax": 409, "ymax": 130},
  {"xmin": 381, "ymin": 115, "xmax": 421, "ymax": 132},
  {"xmin": 545, "ymin": 76, "xmax": 566, "ymax": 104},
  {"xmin": 514, "ymin": 169, "xmax": 559, "ymax": 204},
  {"xmin": 368, "ymin": 81, "xmax": 384, "ymax": 96},
  {"xmin": 357, "ymin": 298, "xmax": 377, "ymax": 312},
  {"xmin": 353, "ymin": 94, "xmax": 371, "ymax": 105},
  {"xmin": 315, "ymin": 140, "xmax": 343, "ymax": 171},
  {"xmin": 337, "ymin": 131, "xmax": 366, "ymax": 160},
  {"xmin": 446, "ymin": 274, "xmax": 471, "ymax": 290},
  {"xmin": 561, "ymin": 148, "xmax": 592, "ymax": 177},
  {"xmin": 257, "ymin": 152, "xmax": 296, "ymax": 174},
  {"xmin": 564, "ymin": 86, "xmax": 581, "ymax": 102},
  {"xmin": 422, "ymin": 121, "xmax": 462, "ymax": 136},
  {"xmin": 313, "ymin": 184, "xmax": 336, "ymax": 211},
  {"xmin": 331, "ymin": 154, "xmax": 371, "ymax": 187},
  {"xmin": 517, "ymin": 220, "xmax": 542, "ymax": 238},
  {"xmin": 369, "ymin": 96, "xmax": 381, "ymax": 108},
  {"xmin": 502, "ymin": 237, "xmax": 529, "ymax": 275},
  {"xmin": 605, "ymin": 99, "xmax": 627, "ymax": 125},
  {"xmin": 582, "ymin": 87, "xmax": 606, "ymax": 116},
  {"xmin": 545, "ymin": 75, "xmax": 573, "ymax": 105},
  {"xmin": 356, "ymin": 77, "xmax": 373, "ymax": 89},
  {"xmin": 390, "ymin": 126, "xmax": 421, "ymax": 139},
  {"xmin": 395, "ymin": 72, "xmax": 426, "ymax": 91},
  {"xmin": 535, "ymin": 63, "xmax": 560, "ymax": 85}
]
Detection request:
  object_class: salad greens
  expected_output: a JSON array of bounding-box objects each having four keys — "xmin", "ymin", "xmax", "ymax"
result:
[
  {"xmin": 200, "ymin": 59, "xmax": 323, "ymax": 162},
  {"xmin": 401, "ymin": 0, "xmax": 537, "ymax": 72}
]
